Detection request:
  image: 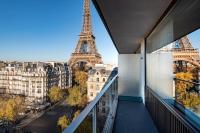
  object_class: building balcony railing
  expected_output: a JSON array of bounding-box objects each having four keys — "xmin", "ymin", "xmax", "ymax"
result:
[
  {"xmin": 63, "ymin": 74, "xmax": 118, "ymax": 133},
  {"xmin": 63, "ymin": 74, "xmax": 200, "ymax": 133},
  {"xmin": 146, "ymin": 86, "xmax": 200, "ymax": 133}
]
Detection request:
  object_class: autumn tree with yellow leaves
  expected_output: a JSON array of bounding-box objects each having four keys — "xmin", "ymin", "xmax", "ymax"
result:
[
  {"xmin": 66, "ymin": 70, "xmax": 88, "ymax": 110},
  {"xmin": 57, "ymin": 110, "xmax": 92, "ymax": 133},
  {"xmin": 175, "ymin": 72, "xmax": 200, "ymax": 109},
  {"xmin": 64, "ymin": 70, "xmax": 89, "ymax": 130},
  {"xmin": 57, "ymin": 115, "xmax": 71, "ymax": 133},
  {"xmin": 74, "ymin": 70, "xmax": 88, "ymax": 89},
  {"xmin": 0, "ymin": 96, "xmax": 25, "ymax": 122},
  {"xmin": 72, "ymin": 110, "xmax": 81, "ymax": 121},
  {"xmin": 48, "ymin": 86, "xmax": 64, "ymax": 103},
  {"xmin": 66, "ymin": 86, "xmax": 88, "ymax": 108}
]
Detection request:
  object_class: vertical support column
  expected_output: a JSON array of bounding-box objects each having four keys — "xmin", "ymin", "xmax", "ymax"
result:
[
  {"xmin": 116, "ymin": 78, "xmax": 118, "ymax": 99},
  {"xmin": 109, "ymin": 84, "xmax": 113, "ymax": 113},
  {"xmin": 114, "ymin": 79, "xmax": 117, "ymax": 99},
  {"xmin": 92, "ymin": 105, "xmax": 97, "ymax": 133},
  {"xmin": 140, "ymin": 39, "xmax": 145, "ymax": 103}
]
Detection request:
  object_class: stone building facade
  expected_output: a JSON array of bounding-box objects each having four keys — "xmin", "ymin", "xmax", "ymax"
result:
[
  {"xmin": 0, "ymin": 61, "xmax": 72, "ymax": 106},
  {"xmin": 87, "ymin": 64, "xmax": 117, "ymax": 116}
]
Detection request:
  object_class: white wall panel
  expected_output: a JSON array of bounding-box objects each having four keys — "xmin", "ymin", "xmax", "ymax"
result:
[
  {"xmin": 118, "ymin": 54, "xmax": 141, "ymax": 97},
  {"xmin": 147, "ymin": 53, "xmax": 174, "ymax": 99}
]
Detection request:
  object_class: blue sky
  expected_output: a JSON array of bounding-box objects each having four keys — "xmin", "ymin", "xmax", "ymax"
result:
[
  {"xmin": 188, "ymin": 30, "xmax": 200, "ymax": 49},
  {"xmin": 0, "ymin": 0, "xmax": 199, "ymax": 65},
  {"xmin": 0, "ymin": 0, "xmax": 118, "ymax": 64}
]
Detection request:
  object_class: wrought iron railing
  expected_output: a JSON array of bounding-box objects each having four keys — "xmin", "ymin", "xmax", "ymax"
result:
[{"xmin": 63, "ymin": 74, "xmax": 118, "ymax": 133}]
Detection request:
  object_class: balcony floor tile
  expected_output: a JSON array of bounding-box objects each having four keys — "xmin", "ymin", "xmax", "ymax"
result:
[{"xmin": 112, "ymin": 100, "xmax": 158, "ymax": 133}]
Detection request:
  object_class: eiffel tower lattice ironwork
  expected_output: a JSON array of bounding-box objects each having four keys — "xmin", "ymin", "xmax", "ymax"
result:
[
  {"xmin": 68, "ymin": 0, "xmax": 103, "ymax": 70},
  {"xmin": 172, "ymin": 36, "xmax": 200, "ymax": 71}
]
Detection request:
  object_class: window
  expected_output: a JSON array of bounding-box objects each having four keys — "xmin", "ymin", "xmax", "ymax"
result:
[
  {"xmin": 103, "ymin": 78, "xmax": 106, "ymax": 82},
  {"xmin": 37, "ymin": 89, "xmax": 41, "ymax": 94},
  {"xmin": 102, "ymin": 101, "xmax": 105, "ymax": 106},
  {"xmin": 90, "ymin": 85, "xmax": 93, "ymax": 89},
  {"xmin": 96, "ymin": 85, "xmax": 99, "ymax": 90},
  {"xmin": 37, "ymin": 86, "xmax": 41, "ymax": 88},
  {"xmin": 102, "ymin": 108, "xmax": 105, "ymax": 113},
  {"xmin": 96, "ymin": 78, "xmax": 99, "ymax": 82},
  {"xmin": 146, "ymin": 29, "xmax": 200, "ymax": 125},
  {"xmin": 90, "ymin": 92, "xmax": 93, "ymax": 97}
]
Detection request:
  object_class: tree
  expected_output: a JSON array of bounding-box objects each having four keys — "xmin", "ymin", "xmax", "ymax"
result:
[
  {"xmin": 5, "ymin": 99, "xmax": 17, "ymax": 122},
  {"xmin": 0, "ymin": 96, "xmax": 25, "ymax": 122},
  {"xmin": 75, "ymin": 117, "xmax": 92, "ymax": 133},
  {"xmin": 190, "ymin": 67, "xmax": 199, "ymax": 80},
  {"xmin": 182, "ymin": 92, "xmax": 200, "ymax": 108},
  {"xmin": 176, "ymin": 72, "xmax": 193, "ymax": 93},
  {"xmin": 73, "ymin": 110, "xmax": 81, "ymax": 121},
  {"xmin": 66, "ymin": 86, "xmax": 88, "ymax": 108},
  {"xmin": 48, "ymin": 86, "xmax": 64, "ymax": 103},
  {"xmin": 74, "ymin": 70, "xmax": 88, "ymax": 89},
  {"xmin": 175, "ymin": 72, "xmax": 200, "ymax": 109},
  {"xmin": 71, "ymin": 110, "xmax": 93, "ymax": 133},
  {"xmin": 67, "ymin": 70, "xmax": 88, "ymax": 108},
  {"xmin": 15, "ymin": 96, "xmax": 25, "ymax": 114},
  {"xmin": 65, "ymin": 69, "xmax": 89, "ymax": 130},
  {"xmin": 57, "ymin": 115, "xmax": 71, "ymax": 132},
  {"xmin": 0, "ymin": 100, "xmax": 6, "ymax": 120}
]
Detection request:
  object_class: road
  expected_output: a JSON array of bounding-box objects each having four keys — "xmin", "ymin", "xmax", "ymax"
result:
[{"xmin": 22, "ymin": 102, "xmax": 71, "ymax": 133}]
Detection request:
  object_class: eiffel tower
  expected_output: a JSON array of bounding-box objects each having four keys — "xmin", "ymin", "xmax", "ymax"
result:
[
  {"xmin": 172, "ymin": 36, "xmax": 200, "ymax": 72},
  {"xmin": 173, "ymin": 36, "xmax": 194, "ymax": 50},
  {"xmin": 68, "ymin": 0, "xmax": 103, "ymax": 70}
]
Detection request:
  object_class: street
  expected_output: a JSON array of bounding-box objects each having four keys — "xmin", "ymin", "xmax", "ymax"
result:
[{"xmin": 21, "ymin": 102, "xmax": 71, "ymax": 133}]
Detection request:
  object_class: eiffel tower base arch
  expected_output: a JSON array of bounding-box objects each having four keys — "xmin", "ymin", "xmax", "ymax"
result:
[{"xmin": 68, "ymin": 53, "xmax": 103, "ymax": 71}]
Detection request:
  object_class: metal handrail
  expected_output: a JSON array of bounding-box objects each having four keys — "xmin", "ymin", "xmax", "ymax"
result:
[
  {"xmin": 146, "ymin": 87, "xmax": 200, "ymax": 133},
  {"xmin": 174, "ymin": 78, "xmax": 200, "ymax": 85},
  {"xmin": 63, "ymin": 74, "xmax": 118, "ymax": 133}
]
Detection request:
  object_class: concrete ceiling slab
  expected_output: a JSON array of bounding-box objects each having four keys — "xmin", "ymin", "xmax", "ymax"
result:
[{"xmin": 93, "ymin": 0, "xmax": 173, "ymax": 54}]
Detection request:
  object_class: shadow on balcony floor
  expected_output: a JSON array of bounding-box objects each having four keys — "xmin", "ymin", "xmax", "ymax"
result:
[{"xmin": 112, "ymin": 100, "xmax": 158, "ymax": 133}]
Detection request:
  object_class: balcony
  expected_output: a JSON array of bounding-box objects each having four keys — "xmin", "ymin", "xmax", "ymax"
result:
[
  {"xmin": 63, "ymin": 74, "xmax": 200, "ymax": 133},
  {"xmin": 64, "ymin": 0, "xmax": 200, "ymax": 133}
]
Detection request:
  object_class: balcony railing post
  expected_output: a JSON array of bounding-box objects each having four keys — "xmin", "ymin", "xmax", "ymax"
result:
[
  {"xmin": 114, "ymin": 80, "xmax": 116, "ymax": 98},
  {"xmin": 115, "ymin": 77, "xmax": 118, "ymax": 99},
  {"xmin": 111, "ymin": 82, "xmax": 114, "ymax": 101},
  {"xmin": 109, "ymin": 84, "xmax": 113, "ymax": 113},
  {"xmin": 92, "ymin": 105, "xmax": 97, "ymax": 133}
]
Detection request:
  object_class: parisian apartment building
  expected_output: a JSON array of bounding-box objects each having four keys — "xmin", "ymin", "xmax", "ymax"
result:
[
  {"xmin": 87, "ymin": 64, "xmax": 117, "ymax": 116},
  {"xmin": 0, "ymin": 61, "xmax": 72, "ymax": 106}
]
